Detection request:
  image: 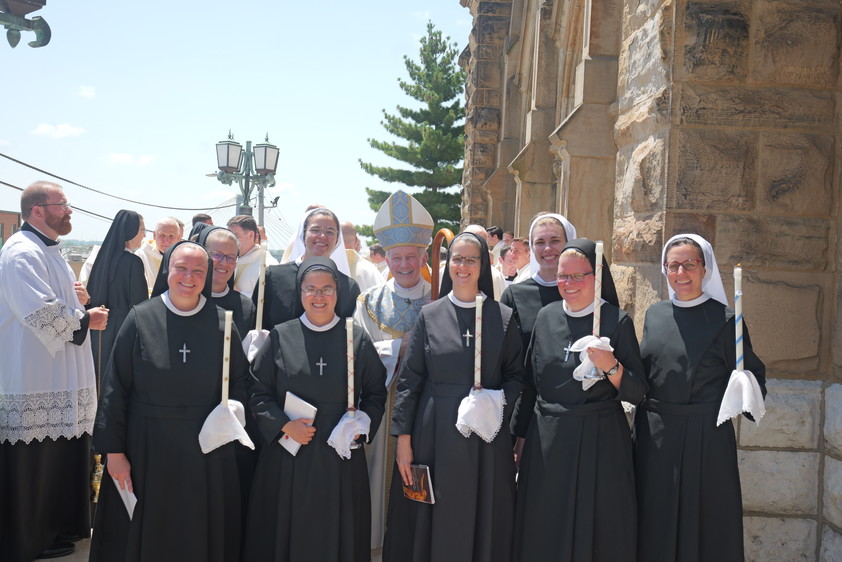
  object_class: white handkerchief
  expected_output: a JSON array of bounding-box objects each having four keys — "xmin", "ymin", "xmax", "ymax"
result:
[
  {"xmin": 242, "ymin": 329, "xmax": 270, "ymax": 363},
  {"xmin": 717, "ymin": 369, "xmax": 765, "ymax": 427},
  {"xmin": 327, "ymin": 411, "xmax": 372, "ymax": 459},
  {"xmin": 111, "ymin": 477, "xmax": 138, "ymax": 520},
  {"xmin": 198, "ymin": 400, "xmax": 255, "ymax": 454},
  {"xmin": 455, "ymin": 387, "xmax": 506, "ymax": 443},
  {"xmin": 569, "ymin": 336, "xmax": 614, "ymax": 390}
]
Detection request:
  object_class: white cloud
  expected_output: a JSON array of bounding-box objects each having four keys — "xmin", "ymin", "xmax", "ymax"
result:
[
  {"xmin": 31, "ymin": 123, "xmax": 86, "ymax": 139},
  {"xmin": 106, "ymin": 153, "xmax": 156, "ymax": 166},
  {"xmin": 76, "ymin": 85, "xmax": 96, "ymax": 99}
]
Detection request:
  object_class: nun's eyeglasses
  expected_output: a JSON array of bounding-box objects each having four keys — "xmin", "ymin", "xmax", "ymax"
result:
[
  {"xmin": 664, "ymin": 259, "xmax": 703, "ymax": 273},
  {"xmin": 210, "ymin": 253, "xmax": 238, "ymax": 265},
  {"xmin": 301, "ymin": 287, "xmax": 336, "ymax": 297},
  {"xmin": 451, "ymin": 256, "xmax": 480, "ymax": 267},
  {"xmin": 557, "ymin": 272, "xmax": 593, "ymax": 283}
]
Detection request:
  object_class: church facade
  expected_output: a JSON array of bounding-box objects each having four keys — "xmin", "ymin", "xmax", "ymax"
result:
[{"xmin": 456, "ymin": 0, "xmax": 842, "ymax": 558}]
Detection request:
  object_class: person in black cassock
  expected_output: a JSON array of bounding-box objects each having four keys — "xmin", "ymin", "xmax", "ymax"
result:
[
  {"xmin": 500, "ymin": 213, "xmax": 576, "ymax": 351},
  {"xmin": 197, "ymin": 226, "xmax": 257, "ymax": 337},
  {"xmin": 86, "ymin": 209, "xmax": 148, "ymax": 382},
  {"xmin": 635, "ymin": 234, "xmax": 766, "ymax": 562},
  {"xmin": 244, "ymin": 257, "xmax": 386, "ymax": 562},
  {"xmin": 255, "ymin": 208, "xmax": 360, "ymax": 329},
  {"xmin": 383, "ymin": 232, "xmax": 524, "ymax": 562},
  {"xmin": 511, "ymin": 238, "xmax": 647, "ymax": 562},
  {"xmin": 90, "ymin": 241, "xmax": 250, "ymax": 562}
]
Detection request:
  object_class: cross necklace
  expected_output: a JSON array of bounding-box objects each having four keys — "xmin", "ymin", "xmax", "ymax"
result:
[{"xmin": 179, "ymin": 343, "xmax": 191, "ymax": 364}]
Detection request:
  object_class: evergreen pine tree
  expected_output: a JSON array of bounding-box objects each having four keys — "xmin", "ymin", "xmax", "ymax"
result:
[{"xmin": 359, "ymin": 21, "xmax": 466, "ymax": 237}]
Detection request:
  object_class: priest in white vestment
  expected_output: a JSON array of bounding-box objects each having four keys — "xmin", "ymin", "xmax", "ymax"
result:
[
  {"xmin": 353, "ymin": 190, "xmax": 434, "ymax": 554},
  {"xmin": 0, "ymin": 181, "xmax": 108, "ymax": 561},
  {"xmin": 227, "ymin": 214, "xmax": 278, "ymax": 298},
  {"xmin": 136, "ymin": 217, "xmax": 180, "ymax": 292}
]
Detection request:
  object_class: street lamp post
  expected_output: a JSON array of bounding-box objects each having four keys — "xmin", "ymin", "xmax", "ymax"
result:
[{"xmin": 215, "ymin": 131, "xmax": 279, "ymax": 225}]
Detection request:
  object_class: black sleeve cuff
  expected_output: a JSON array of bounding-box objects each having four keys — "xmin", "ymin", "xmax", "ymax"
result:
[{"xmin": 71, "ymin": 311, "xmax": 90, "ymax": 346}]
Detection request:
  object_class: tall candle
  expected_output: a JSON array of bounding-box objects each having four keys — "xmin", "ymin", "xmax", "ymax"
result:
[
  {"xmin": 346, "ymin": 318, "xmax": 356, "ymax": 412},
  {"xmin": 222, "ymin": 311, "xmax": 233, "ymax": 403},
  {"xmin": 593, "ymin": 241, "xmax": 603, "ymax": 337},
  {"xmin": 255, "ymin": 244, "xmax": 267, "ymax": 330},
  {"xmin": 474, "ymin": 295, "xmax": 483, "ymax": 389},
  {"xmin": 734, "ymin": 265, "xmax": 744, "ymax": 371}
]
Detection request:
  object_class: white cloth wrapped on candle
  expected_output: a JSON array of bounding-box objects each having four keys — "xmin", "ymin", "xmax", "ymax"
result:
[
  {"xmin": 716, "ymin": 369, "xmax": 765, "ymax": 427},
  {"xmin": 198, "ymin": 399, "xmax": 255, "ymax": 454},
  {"xmin": 569, "ymin": 335, "xmax": 614, "ymax": 390},
  {"xmin": 242, "ymin": 328, "xmax": 270, "ymax": 363},
  {"xmin": 455, "ymin": 387, "xmax": 506, "ymax": 443},
  {"xmin": 327, "ymin": 410, "xmax": 372, "ymax": 459}
]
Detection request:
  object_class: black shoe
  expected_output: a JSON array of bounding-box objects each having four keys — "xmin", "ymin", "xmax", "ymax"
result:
[
  {"xmin": 36, "ymin": 541, "xmax": 75, "ymax": 559},
  {"xmin": 54, "ymin": 533, "xmax": 84, "ymax": 543}
]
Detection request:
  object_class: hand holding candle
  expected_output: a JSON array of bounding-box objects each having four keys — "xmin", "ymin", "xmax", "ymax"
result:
[
  {"xmin": 474, "ymin": 295, "xmax": 483, "ymax": 389},
  {"xmin": 222, "ymin": 310, "xmax": 233, "ymax": 403}
]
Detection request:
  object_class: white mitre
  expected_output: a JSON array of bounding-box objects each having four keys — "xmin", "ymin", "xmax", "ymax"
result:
[{"xmin": 373, "ymin": 190, "xmax": 434, "ymax": 250}]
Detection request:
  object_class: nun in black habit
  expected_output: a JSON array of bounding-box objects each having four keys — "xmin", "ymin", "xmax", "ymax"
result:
[
  {"xmin": 511, "ymin": 238, "xmax": 647, "ymax": 562},
  {"xmin": 90, "ymin": 241, "xmax": 250, "ymax": 562},
  {"xmin": 86, "ymin": 209, "xmax": 148, "ymax": 383},
  {"xmin": 244, "ymin": 257, "xmax": 387, "ymax": 562},
  {"xmin": 383, "ymin": 232, "xmax": 524, "ymax": 562},
  {"xmin": 635, "ymin": 234, "xmax": 765, "ymax": 562}
]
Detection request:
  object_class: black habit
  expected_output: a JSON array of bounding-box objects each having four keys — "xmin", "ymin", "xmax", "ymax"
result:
[
  {"xmin": 512, "ymin": 301, "xmax": 647, "ymax": 562},
  {"xmin": 499, "ymin": 278, "xmax": 561, "ymax": 352},
  {"xmin": 635, "ymin": 299, "xmax": 766, "ymax": 562},
  {"xmin": 383, "ymin": 297, "xmax": 524, "ymax": 562},
  {"xmin": 254, "ymin": 262, "xmax": 360, "ymax": 330},
  {"xmin": 244, "ymin": 319, "xmax": 386, "ymax": 562},
  {"xmin": 90, "ymin": 297, "xmax": 250, "ymax": 562},
  {"xmin": 213, "ymin": 287, "xmax": 257, "ymax": 338}
]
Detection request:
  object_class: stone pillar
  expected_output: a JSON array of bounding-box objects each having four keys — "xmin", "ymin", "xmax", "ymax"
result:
[{"xmin": 615, "ymin": 0, "xmax": 842, "ymax": 557}]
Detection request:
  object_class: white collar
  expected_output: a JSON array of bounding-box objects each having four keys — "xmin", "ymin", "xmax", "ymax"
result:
[
  {"xmin": 390, "ymin": 277, "xmax": 428, "ymax": 299},
  {"xmin": 562, "ymin": 298, "xmax": 605, "ymax": 318},
  {"xmin": 532, "ymin": 271, "xmax": 557, "ymax": 287},
  {"xmin": 448, "ymin": 291, "xmax": 488, "ymax": 308},
  {"xmin": 162, "ymin": 291, "xmax": 207, "ymax": 316},
  {"xmin": 212, "ymin": 286, "xmax": 230, "ymax": 298},
  {"xmin": 300, "ymin": 313, "xmax": 341, "ymax": 332},
  {"xmin": 671, "ymin": 293, "xmax": 711, "ymax": 308}
]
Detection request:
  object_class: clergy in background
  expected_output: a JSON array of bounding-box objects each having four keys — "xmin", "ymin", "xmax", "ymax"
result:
[
  {"xmin": 0, "ymin": 181, "xmax": 108, "ymax": 561},
  {"xmin": 86, "ymin": 209, "xmax": 148, "ymax": 383},
  {"xmin": 136, "ymin": 217, "xmax": 181, "ymax": 293},
  {"xmin": 90, "ymin": 241, "xmax": 249, "ymax": 561},
  {"xmin": 342, "ymin": 220, "xmax": 385, "ymax": 292},
  {"xmin": 384, "ymin": 233, "xmax": 524, "ymax": 562},
  {"xmin": 227, "ymin": 214, "xmax": 278, "ymax": 298},
  {"xmin": 354, "ymin": 189, "xmax": 434, "ymax": 554},
  {"xmin": 500, "ymin": 213, "xmax": 576, "ymax": 352},
  {"xmin": 256, "ymin": 207, "xmax": 360, "ymax": 329},
  {"xmin": 511, "ymin": 239, "xmax": 647, "ymax": 562},
  {"xmin": 635, "ymin": 234, "xmax": 766, "ymax": 561},
  {"xmin": 244, "ymin": 257, "xmax": 386, "ymax": 562}
]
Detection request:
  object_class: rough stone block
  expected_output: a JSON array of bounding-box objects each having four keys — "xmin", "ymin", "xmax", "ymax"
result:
[
  {"xmin": 821, "ymin": 525, "xmax": 842, "ymax": 562},
  {"xmin": 617, "ymin": 135, "xmax": 665, "ymax": 214},
  {"xmin": 612, "ymin": 213, "xmax": 664, "ymax": 264},
  {"xmin": 743, "ymin": 517, "xmax": 816, "ymax": 562},
  {"xmin": 623, "ymin": 0, "xmax": 672, "ymax": 39},
  {"xmin": 739, "ymin": 378, "xmax": 822, "ymax": 449},
  {"xmin": 662, "ymin": 212, "xmax": 717, "ymax": 244},
  {"xmin": 614, "ymin": 88, "xmax": 670, "ymax": 148},
  {"xmin": 473, "ymin": 14, "xmax": 510, "ymax": 46},
  {"xmin": 619, "ymin": 15, "xmax": 670, "ymax": 111},
  {"xmin": 471, "ymin": 142, "xmax": 495, "ymax": 168},
  {"xmin": 476, "ymin": 2, "xmax": 513, "ymax": 18},
  {"xmin": 739, "ymin": 450, "xmax": 819, "ymax": 514},
  {"xmin": 826, "ymin": 384, "xmax": 842, "ymax": 458},
  {"xmin": 757, "ymin": 133, "xmax": 834, "ymax": 216},
  {"xmin": 825, "ymin": 457, "xmax": 842, "ymax": 528},
  {"xmin": 468, "ymin": 106, "xmax": 500, "ymax": 131},
  {"xmin": 470, "ymin": 60, "xmax": 502, "ymax": 90},
  {"xmin": 751, "ymin": 0, "xmax": 840, "ymax": 87},
  {"xmin": 680, "ymin": 85, "xmax": 835, "ymax": 130},
  {"xmin": 683, "ymin": 1, "xmax": 749, "ymax": 82},
  {"xmin": 675, "ymin": 129, "xmax": 756, "ymax": 211},
  {"xmin": 716, "ymin": 215, "xmax": 830, "ymax": 270}
]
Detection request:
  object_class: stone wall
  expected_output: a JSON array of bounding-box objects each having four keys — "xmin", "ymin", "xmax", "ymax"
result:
[{"xmin": 459, "ymin": 0, "xmax": 842, "ymax": 557}]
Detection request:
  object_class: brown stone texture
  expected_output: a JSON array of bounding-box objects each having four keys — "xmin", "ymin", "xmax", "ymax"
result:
[
  {"xmin": 683, "ymin": 1, "xmax": 750, "ymax": 82},
  {"xmin": 612, "ymin": 213, "xmax": 664, "ymax": 264},
  {"xmin": 674, "ymin": 128, "xmax": 756, "ymax": 211},
  {"xmin": 715, "ymin": 215, "xmax": 830, "ymax": 270},
  {"xmin": 751, "ymin": 0, "xmax": 841, "ymax": 88},
  {"xmin": 616, "ymin": 134, "xmax": 667, "ymax": 215},
  {"xmin": 679, "ymin": 85, "xmax": 836, "ymax": 130},
  {"xmin": 756, "ymin": 133, "xmax": 835, "ymax": 216}
]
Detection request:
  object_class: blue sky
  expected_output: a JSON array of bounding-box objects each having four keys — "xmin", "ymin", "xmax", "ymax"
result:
[{"xmin": 0, "ymin": 1, "xmax": 471, "ymax": 248}]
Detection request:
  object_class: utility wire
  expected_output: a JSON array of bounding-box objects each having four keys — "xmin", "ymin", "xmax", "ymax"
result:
[
  {"xmin": 1, "ymin": 179, "xmax": 113, "ymax": 222},
  {"xmin": 0, "ymin": 152, "xmax": 237, "ymax": 211}
]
